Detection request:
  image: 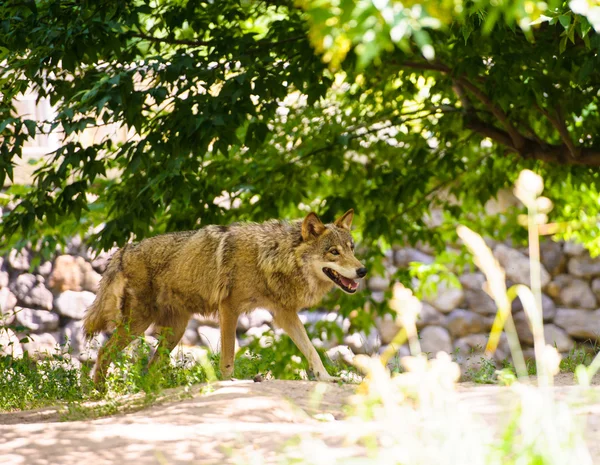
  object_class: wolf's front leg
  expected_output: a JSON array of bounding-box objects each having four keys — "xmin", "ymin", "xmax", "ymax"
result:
[
  {"xmin": 274, "ymin": 312, "xmax": 335, "ymax": 382},
  {"xmin": 218, "ymin": 303, "xmax": 239, "ymax": 380}
]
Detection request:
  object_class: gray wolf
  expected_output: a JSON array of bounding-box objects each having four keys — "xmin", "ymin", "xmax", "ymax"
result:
[{"xmin": 83, "ymin": 209, "xmax": 367, "ymax": 385}]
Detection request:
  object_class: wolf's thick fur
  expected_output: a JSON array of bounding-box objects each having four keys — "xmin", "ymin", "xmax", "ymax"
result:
[{"xmin": 84, "ymin": 209, "xmax": 365, "ymax": 384}]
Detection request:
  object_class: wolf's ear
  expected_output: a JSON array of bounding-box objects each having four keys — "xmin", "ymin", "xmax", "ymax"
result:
[
  {"xmin": 302, "ymin": 212, "xmax": 326, "ymax": 241},
  {"xmin": 334, "ymin": 209, "xmax": 354, "ymax": 230}
]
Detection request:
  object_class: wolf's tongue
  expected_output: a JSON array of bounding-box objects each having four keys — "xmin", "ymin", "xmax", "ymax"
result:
[{"xmin": 339, "ymin": 276, "xmax": 357, "ymax": 289}]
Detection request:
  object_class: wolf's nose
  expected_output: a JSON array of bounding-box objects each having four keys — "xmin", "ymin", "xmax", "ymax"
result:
[{"xmin": 356, "ymin": 267, "xmax": 367, "ymax": 278}]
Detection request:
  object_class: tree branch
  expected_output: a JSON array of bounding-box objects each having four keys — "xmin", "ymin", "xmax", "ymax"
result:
[
  {"xmin": 130, "ymin": 32, "xmax": 306, "ymax": 49},
  {"xmin": 465, "ymin": 114, "xmax": 600, "ymax": 165},
  {"xmin": 455, "ymin": 77, "xmax": 526, "ymax": 150},
  {"xmin": 131, "ymin": 32, "xmax": 212, "ymax": 47},
  {"xmin": 464, "ymin": 116, "xmax": 517, "ymax": 149},
  {"xmin": 452, "ymin": 80, "xmax": 472, "ymax": 111},
  {"xmin": 535, "ymin": 103, "xmax": 580, "ymax": 159},
  {"xmin": 395, "ymin": 59, "xmax": 600, "ymax": 166},
  {"xmin": 401, "ymin": 61, "xmax": 451, "ymax": 73}
]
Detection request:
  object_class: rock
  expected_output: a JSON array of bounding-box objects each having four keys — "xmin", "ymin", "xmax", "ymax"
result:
[
  {"xmin": 554, "ymin": 308, "xmax": 600, "ymax": 341},
  {"xmin": 423, "ymin": 281, "xmax": 465, "ymax": 313},
  {"xmin": 9, "ymin": 274, "xmax": 53, "ymax": 310},
  {"xmin": 125, "ymin": 336, "xmax": 158, "ymax": 359},
  {"xmin": 459, "ymin": 273, "xmax": 486, "ymax": 290},
  {"xmin": 54, "ymin": 290, "xmax": 96, "ymax": 319},
  {"xmin": 82, "ymin": 266, "xmax": 102, "ymax": 293},
  {"xmin": 419, "ymin": 325, "xmax": 453, "ymax": 355},
  {"xmin": 512, "ymin": 293, "xmax": 556, "ymax": 322},
  {"xmin": 245, "ymin": 324, "xmax": 272, "ymax": 339},
  {"xmin": 26, "ymin": 284, "xmax": 54, "ymax": 310},
  {"xmin": 453, "ymin": 333, "xmax": 490, "ymax": 371},
  {"xmin": 543, "ymin": 324, "xmax": 575, "ymax": 352},
  {"xmin": 592, "ymin": 278, "xmax": 600, "ymax": 302},
  {"xmin": 416, "ymin": 303, "xmax": 445, "ymax": 329},
  {"xmin": 564, "ymin": 241, "xmax": 586, "ymax": 256},
  {"xmin": 49, "ymin": 255, "xmax": 78, "ymax": 291},
  {"xmin": 484, "ymin": 188, "xmax": 519, "ymax": 215},
  {"xmin": 550, "ymin": 275, "xmax": 597, "ymax": 309},
  {"xmin": 344, "ymin": 330, "xmax": 381, "ymax": 355},
  {"xmin": 513, "ymin": 312, "xmax": 533, "ymax": 345},
  {"xmin": 515, "ymin": 317, "xmax": 575, "ymax": 352},
  {"xmin": 326, "ymin": 345, "xmax": 355, "ymax": 365},
  {"xmin": 60, "ymin": 320, "xmax": 88, "ymax": 356},
  {"xmin": 464, "ymin": 288, "xmax": 498, "ymax": 315},
  {"xmin": 298, "ymin": 310, "xmax": 329, "ymax": 326},
  {"xmin": 90, "ymin": 249, "xmax": 117, "ymax": 273},
  {"xmin": 423, "ymin": 208, "xmax": 444, "ymax": 228},
  {"xmin": 446, "ymin": 309, "xmax": 486, "ymax": 338},
  {"xmin": 181, "ymin": 328, "xmax": 199, "ymax": 346},
  {"xmin": 9, "ymin": 273, "xmax": 36, "ymax": 300},
  {"xmin": 48, "ymin": 255, "xmax": 101, "ymax": 292},
  {"xmin": 540, "ymin": 240, "xmax": 565, "ymax": 276},
  {"xmin": 370, "ymin": 291, "xmax": 385, "ymax": 303},
  {"xmin": 394, "ymin": 248, "xmax": 434, "ymax": 267},
  {"xmin": 0, "ymin": 287, "xmax": 17, "ymax": 314},
  {"xmin": 567, "ymin": 255, "xmax": 600, "ymax": 278},
  {"xmin": 14, "ymin": 307, "xmax": 60, "ymax": 333},
  {"xmin": 0, "ymin": 270, "xmax": 8, "ymax": 288},
  {"xmin": 22, "ymin": 332, "xmax": 61, "ymax": 358},
  {"xmin": 380, "ymin": 344, "xmax": 412, "ymax": 372},
  {"xmin": 494, "ymin": 244, "xmax": 551, "ymax": 288},
  {"xmin": 454, "ymin": 333, "xmax": 489, "ymax": 355},
  {"xmin": 237, "ymin": 308, "xmax": 273, "ymax": 331},
  {"xmin": 8, "ymin": 249, "xmax": 30, "ymax": 271},
  {"xmin": 367, "ymin": 276, "xmax": 390, "ymax": 292},
  {"xmin": 198, "ymin": 325, "xmax": 222, "ymax": 352},
  {"xmin": 78, "ymin": 332, "xmax": 107, "ymax": 362},
  {"xmin": 0, "ymin": 329, "xmax": 23, "ymax": 357},
  {"xmin": 66, "ymin": 235, "xmax": 87, "ymax": 257},
  {"xmin": 192, "ymin": 314, "xmax": 219, "ymax": 328},
  {"xmin": 37, "ymin": 261, "xmax": 53, "ymax": 278},
  {"xmin": 376, "ymin": 314, "xmax": 400, "ymax": 345}
]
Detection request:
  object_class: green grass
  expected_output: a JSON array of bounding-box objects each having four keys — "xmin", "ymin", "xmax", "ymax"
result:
[{"xmin": 0, "ymin": 331, "xmax": 355, "ymax": 417}]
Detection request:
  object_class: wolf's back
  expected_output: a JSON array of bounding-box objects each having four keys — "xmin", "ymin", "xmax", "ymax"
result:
[{"xmin": 83, "ymin": 248, "xmax": 126, "ymax": 338}]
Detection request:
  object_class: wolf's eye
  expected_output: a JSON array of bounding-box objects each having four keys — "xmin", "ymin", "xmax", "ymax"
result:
[{"xmin": 329, "ymin": 248, "xmax": 339, "ymax": 256}]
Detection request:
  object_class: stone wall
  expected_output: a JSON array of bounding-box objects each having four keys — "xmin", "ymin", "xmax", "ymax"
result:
[{"xmin": 1, "ymin": 237, "xmax": 599, "ymax": 369}]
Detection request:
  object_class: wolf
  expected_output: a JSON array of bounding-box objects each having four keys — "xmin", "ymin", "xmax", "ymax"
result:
[{"xmin": 83, "ymin": 209, "xmax": 367, "ymax": 384}]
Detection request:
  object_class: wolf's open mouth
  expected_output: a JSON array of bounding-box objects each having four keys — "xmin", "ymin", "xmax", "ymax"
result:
[{"xmin": 323, "ymin": 268, "xmax": 358, "ymax": 293}]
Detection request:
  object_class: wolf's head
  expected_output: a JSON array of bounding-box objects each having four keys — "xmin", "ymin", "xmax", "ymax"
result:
[{"xmin": 300, "ymin": 209, "xmax": 367, "ymax": 294}]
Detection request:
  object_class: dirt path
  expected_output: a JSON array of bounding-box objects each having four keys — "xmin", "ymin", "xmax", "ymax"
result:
[{"xmin": 1, "ymin": 374, "xmax": 599, "ymax": 465}]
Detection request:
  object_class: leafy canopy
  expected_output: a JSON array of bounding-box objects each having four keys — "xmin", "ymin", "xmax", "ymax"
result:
[{"xmin": 1, "ymin": 0, "xmax": 600, "ymax": 265}]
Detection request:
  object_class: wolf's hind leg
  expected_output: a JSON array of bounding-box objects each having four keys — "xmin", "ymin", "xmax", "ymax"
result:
[
  {"xmin": 218, "ymin": 302, "xmax": 239, "ymax": 380},
  {"xmin": 93, "ymin": 318, "xmax": 150, "ymax": 388},
  {"xmin": 274, "ymin": 312, "xmax": 334, "ymax": 382},
  {"xmin": 148, "ymin": 317, "xmax": 189, "ymax": 369}
]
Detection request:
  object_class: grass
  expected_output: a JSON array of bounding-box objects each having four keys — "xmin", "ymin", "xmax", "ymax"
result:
[
  {"xmin": 459, "ymin": 342, "xmax": 600, "ymax": 385},
  {"xmin": 0, "ymin": 329, "xmax": 356, "ymax": 418}
]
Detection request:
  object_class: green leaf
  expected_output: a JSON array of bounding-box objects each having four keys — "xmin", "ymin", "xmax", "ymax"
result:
[
  {"xmin": 24, "ymin": 120, "xmax": 36, "ymax": 137},
  {"xmin": 558, "ymin": 14, "xmax": 571, "ymax": 30},
  {"xmin": 559, "ymin": 35, "xmax": 568, "ymax": 54}
]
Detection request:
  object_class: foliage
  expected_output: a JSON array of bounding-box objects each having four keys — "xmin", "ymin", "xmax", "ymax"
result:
[
  {"xmin": 2, "ymin": 1, "xmax": 600, "ymax": 290},
  {"xmin": 237, "ymin": 326, "xmax": 353, "ymax": 380},
  {"xmin": 0, "ymin": 351, "xmax": 86, "ymax": 411},
  {"xmin": 0, "ymin": 333, "xmax": 214, "ymax": 412},
  {"xmin": 0, "ymin": 327, "xmax": 354, "ymax": 413}
]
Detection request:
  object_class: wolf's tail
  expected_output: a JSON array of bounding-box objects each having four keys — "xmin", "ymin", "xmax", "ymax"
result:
[{"xmin": 83, "ymin": 248, "xmax": 126, "ymax": 338}]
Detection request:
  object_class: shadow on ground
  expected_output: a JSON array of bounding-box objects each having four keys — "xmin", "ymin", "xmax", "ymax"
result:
[{"xmin": 1, "ymin": 374, "xmax": 599, "ymax": 464}]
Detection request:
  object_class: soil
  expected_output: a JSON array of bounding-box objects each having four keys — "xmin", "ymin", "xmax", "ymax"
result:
[{"xmin": 1, "ymin": 373, "xmax": 599, "ymax": 465}]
